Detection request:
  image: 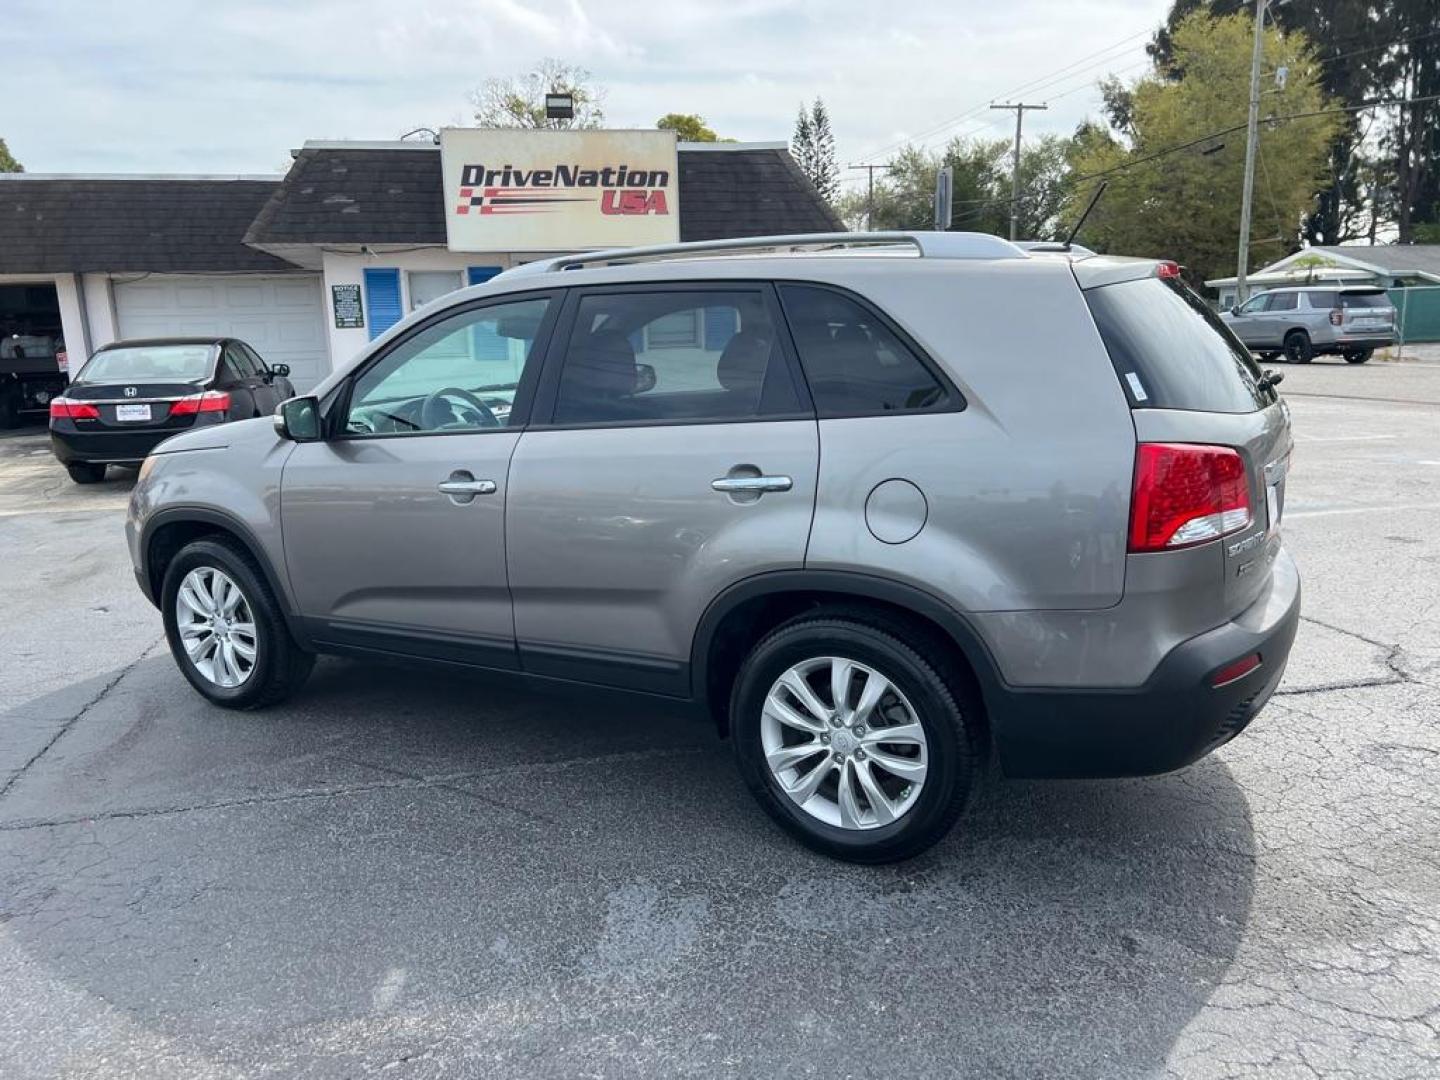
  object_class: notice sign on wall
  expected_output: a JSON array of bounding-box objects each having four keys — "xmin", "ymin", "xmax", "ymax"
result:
[
  {"xmin": 440, "ymin": 128, "xmax": 680, "ymax": 252},
  {"xmin": 331, "ymin": 283, "xmax": 364, "ymax": 328}
]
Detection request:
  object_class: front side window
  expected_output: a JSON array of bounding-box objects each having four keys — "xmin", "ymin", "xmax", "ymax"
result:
[
  {"xmin": 551, "ymin": 290, "xmax": 802, "ymax": 424},
  {"xmin": 346, "ymin": 296, "xmax": 550, "ymax": 435},
  {"xmin": 1238, "ymin": 294, "xmax": 1270, "ymax": 315},
  {"xmin": 1268, "ymin": 292, "xmax": 1298, "ymax": 311},
  {"xmin": 778, "ymin": 285, "xmax": 949, "ymax": 416}
]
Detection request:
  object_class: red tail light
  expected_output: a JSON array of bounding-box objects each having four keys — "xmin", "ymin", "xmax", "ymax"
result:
[
  {"xmin": 1329, "ymin": 309, "xmax": 1342, "ymax": 326},
  {"xmin": 1156, "ymin": 260, "xmax": 1183, "ymax": 279},
  {"xmin": 1129, "ymin": 443, "xmax": 1252, "ymax": 553},
  {"xmin": 49, "ymin": 398, "xmax": 101, "ymax": 421},
  {"xmin": 169, "ymin": 390, "xmax": 231, "ymax": 416},
  {"xmin": 1211, "ymin": 653, "xmax": 1262, "ymax": 687}
]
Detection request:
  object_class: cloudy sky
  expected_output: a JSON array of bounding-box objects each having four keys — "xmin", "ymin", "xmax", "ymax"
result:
[{"xmin": 6, "ymin": 0, "xmax": 1171, "ymax": 185}]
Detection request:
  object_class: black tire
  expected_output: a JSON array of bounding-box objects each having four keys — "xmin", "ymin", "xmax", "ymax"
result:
[
  {"xmin": 0, "ymin": 386, "xmax": 21, "ymax": 429},
  {"xmin": 1283, "ymin": 331, "xmax": 1313, "ymax": 364},
  {"xmin": 65, "ymin": 462, "xmax": 107, "ymax": 484},
  {"xmin": 730, "ymin": 615, "xmax": 978, "ymax": 864},
  {"xmin": 1344, "ymin": 348, "xmax": 1373, "ymax": 364},
  {"xmin": 160, "ymin": 537, "xmax": 314, "ymax": 709}
]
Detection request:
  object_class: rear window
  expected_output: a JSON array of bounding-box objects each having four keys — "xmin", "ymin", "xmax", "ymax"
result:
[
  {"xmin": 1340, "ymin": 291, "xmax": 1389, "ymax": 309},
  {"xmin": 76, "ymin": 345, "xmax": 214, "ymax": 384},
  {"xmin": 1085, "ymin": 277, "xmax": 1273, "ymax": 414}
]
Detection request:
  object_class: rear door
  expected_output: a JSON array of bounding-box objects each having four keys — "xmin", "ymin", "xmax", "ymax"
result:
[
  {"xmin": 505, "ymin": 283, "xmax": 818, "ymax": 694},
  {"xmin": 1084, "ymin": 271, "xmax": 1292, "ymax": 617}
]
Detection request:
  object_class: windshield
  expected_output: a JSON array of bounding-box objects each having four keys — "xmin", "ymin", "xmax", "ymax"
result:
[{"xmin": 76, "ymin": 344, "xmax": 214, "ymax": 384}]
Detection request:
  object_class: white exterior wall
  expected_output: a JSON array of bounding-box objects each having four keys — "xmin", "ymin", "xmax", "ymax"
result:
[
  {"xmin": 320, "ymin": 248, "xmax": 516, "ymax": 374},
  {"xmin": 81, "ymin": 273, "xmax": 120, "ymax": 351}
]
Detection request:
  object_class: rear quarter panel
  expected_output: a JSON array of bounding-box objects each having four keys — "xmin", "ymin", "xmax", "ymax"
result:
[{"xmin": 792, "ymin": 259, "xmax": 1135, "ymax": 613}]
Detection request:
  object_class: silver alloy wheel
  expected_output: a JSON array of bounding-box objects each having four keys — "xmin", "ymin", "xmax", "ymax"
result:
[
  {"xmin": 175, "ymin": 567, "xmax": 257, "ymax": 689},
  {"xmin": 760, "ymin": 656, "xmax": 929, "ymax": 830}
]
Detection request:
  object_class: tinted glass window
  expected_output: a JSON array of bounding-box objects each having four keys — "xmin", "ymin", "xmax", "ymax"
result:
[
  {"xmin": 224, "ymin": 345, "xmax": 258, "ymax": 378},
  {"xmin": 1086, "ymin": 277, "xmax": 1274, "ymax": 414},
  {"xmin": 779, "ymin": 285, "xmax": 947, "ymax": 416},
  {"xmin": 347, "ymin": 296, "xmax": 550, "ymax": 434},
  {"xmin": 1341, "ymin": 291, "xmax": 1389, "ymax": 309},
  {"xmin": 552, "ymin": 291, "xmax": 801, "ymax": 424},
  {"xmin": 76, "ymin": 345, "xmax": 214, "ymax": 384},
  {"xmin": 239, "ymin": 343, "xmax": 268, "ymax": 373},
  {"xmin": 1267, "ymin": 292, "xmax": 1298, "ymax": 311},
  {"xmin": 1238, "ymin": 293, "xmax": 1270, "ymax": 314},
  {"xmin": 1307, "ymin": 290, "xmax": 1338, "ymax": 309}
]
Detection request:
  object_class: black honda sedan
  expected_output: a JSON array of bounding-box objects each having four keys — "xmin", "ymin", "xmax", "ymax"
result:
[{"xmin": 49, "ymin": 337, "xmax": 295, "ymax": 483}]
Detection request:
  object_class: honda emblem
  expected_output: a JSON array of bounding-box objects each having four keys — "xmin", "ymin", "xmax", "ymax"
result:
[{"xmin": 124, "ymin": 386, "xmax": 138, "ymax": 398}]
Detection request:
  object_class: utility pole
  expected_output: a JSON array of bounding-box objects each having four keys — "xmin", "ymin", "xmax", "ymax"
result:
[
  {"xmin": 847, "ymin": 163, "xmax": 894, "ymax": 231},
  {"xmin": 990, "ymin": 102, "xmax": 1047, "ymax": 240},
  {"xmin": 1235, "ymin": 0, "xmax": 1267, "ymax": 305}
]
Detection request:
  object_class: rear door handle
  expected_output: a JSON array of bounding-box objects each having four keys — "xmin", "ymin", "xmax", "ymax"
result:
[{"xmin": 711, "ymin": 475, "xmax": 792, "ymax": 494}]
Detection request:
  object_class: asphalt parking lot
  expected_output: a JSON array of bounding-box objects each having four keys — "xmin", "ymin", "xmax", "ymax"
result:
[{"xmin": 1, "ymin": 356, "xmax": 1438, "ymax": 1079}]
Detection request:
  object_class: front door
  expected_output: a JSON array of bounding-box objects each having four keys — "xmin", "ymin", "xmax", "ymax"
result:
[
  {"xmin": 506, "ymin": 284, "xmax": 819, "ymax": 694},
  {"xmin": 280, "ymin": 292, "xmax": 557, "ymax": 668}
]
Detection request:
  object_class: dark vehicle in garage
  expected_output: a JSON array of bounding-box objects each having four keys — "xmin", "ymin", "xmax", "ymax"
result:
[{"xmin": 49, "ymin": 337, "xmax": 294, "ymax": 483}]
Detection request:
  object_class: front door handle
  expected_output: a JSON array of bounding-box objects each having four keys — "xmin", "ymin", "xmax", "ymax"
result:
[
  {"xmin": 711, "ymin": 475, "xmax": 793, "ymax": 494},
  {"xmin": 438, "ymin": 472, "xmax": 497, "ymax": 504}
]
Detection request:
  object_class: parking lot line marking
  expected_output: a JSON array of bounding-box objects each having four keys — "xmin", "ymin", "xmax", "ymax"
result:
[{"xmin": 1285, "ymin": 501, "xmax": 1440, "ymax": 520}]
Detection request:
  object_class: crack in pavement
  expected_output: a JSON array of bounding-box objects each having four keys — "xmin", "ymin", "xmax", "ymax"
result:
[
  {"xmin": 0, "ymin": 634, "xmax": 165, "ymax": 801},
  {"xmin": 1274, "ymin": 615, "xmax": 1421, "ymax": 697},
  {"xmin": 0, "ymin": 745, "xmax": 707, "ymax": 833}
]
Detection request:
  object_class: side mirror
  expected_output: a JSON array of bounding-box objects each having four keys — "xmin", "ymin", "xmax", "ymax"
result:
[
  {"xmin": 273, "ymin": 396, "xmax": 322, "ymax": 442},
  {"xmin": 270, "ymin": 363, "xmax": 291, "ymax": 378},
  {"xmin": 634, "ymin": 363, "xmax": 657, "ymax": 394},
  {"xmin": 1230, "ymin": 305, "xmax": 1241, "ymax": 316}
]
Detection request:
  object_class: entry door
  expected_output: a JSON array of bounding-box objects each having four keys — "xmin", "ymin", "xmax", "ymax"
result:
[
  {"xmin": 506, "ymin": 285, "xmax": 818, "ymax": 693},
  {"xmin": 280, "ymin": 293, "xmax": 557, "ymax": 668}
]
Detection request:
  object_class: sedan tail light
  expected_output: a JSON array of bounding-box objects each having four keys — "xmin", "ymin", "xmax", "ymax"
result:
[
  {"xmin": 169, "ymin": 390, "xmax": 231, "ymax": 416},
  {"xmin": 49, "ymin": 397, "xmax": 101, "ymax": 421},
  {"xmin": 1129, "ymin": 443, "xmax": 1252, "ymax": 553}
]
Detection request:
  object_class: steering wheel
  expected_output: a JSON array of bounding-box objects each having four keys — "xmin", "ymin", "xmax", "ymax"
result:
[{"xmin": 420, "ymin": 387, "xmax": 500, "ymax": 431}]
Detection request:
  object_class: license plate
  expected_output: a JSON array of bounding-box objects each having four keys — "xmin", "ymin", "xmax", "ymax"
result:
[{"xmin": 115, "ymin": 403, "xmax": 152, "ymax": 422}]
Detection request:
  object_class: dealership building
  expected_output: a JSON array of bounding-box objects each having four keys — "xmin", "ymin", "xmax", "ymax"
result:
[{"xmin": 0, "ymin": 132, "xmax": 841, "ymax": 392}]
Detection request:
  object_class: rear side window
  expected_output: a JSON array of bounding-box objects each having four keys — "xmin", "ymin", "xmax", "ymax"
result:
[
  {"xmin": 551, "ymin": 290, "xmax": 802, "ymax": 425},
  {"xmin": 779, "ymin": 285, "xmax": 949, "ymax": 416},
  {"xmin": 1341, "ymin": 291, "xmax": 1389, "ymax": 309},
  {"xmin": 1306, "ymin": 290, "xmax": 1338, "ymax": 309},
  {"xmin": 1086, "ymin": 277, "xmax": 1273, "ymax": 414},
  {"xmin": 1267, "ymin": 292, "xmax": 1297, "ymax": 311}
]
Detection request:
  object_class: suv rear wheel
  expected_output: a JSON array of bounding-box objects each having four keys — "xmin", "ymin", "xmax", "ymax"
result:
[
  {"xmin": 1344, "ymin": 348, "xmax": 1373, "ymax": 364},
  {"xmin": 730, "ymin": 616, "xmax": 977, "ymax": 863},
  {"xmin": 161, "ymin": 537, "xmax": 314, "ymax": 709},
  {"xmin": 1283, "ymin": 330, "xmax": 1313, "ymax": 364}
]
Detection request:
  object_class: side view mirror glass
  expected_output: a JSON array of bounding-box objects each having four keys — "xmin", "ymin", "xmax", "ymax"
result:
[
  {"xmin": 274, "ymin": 396, "xmax": 321, "ymax": 442},
  {"xmin": 270, "ymin": 363, "xmax": 291, "ymax": 378},
  {"xmin": 1230, "ymin": 306, "xmax": 1241, "ymax": 316},
  {"xmin": 634, "ymin": 363, "xmax": 657, "ymax": 394}
]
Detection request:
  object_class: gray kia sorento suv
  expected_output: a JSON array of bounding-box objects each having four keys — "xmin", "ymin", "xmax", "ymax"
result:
[{"xmin": 126, "ymin": 232, "xmax": 1300, "ymax": 862}]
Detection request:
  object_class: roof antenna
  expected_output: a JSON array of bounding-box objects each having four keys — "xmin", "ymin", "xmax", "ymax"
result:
[{"xmin": 1061, "ymin": 180, "xmax": 1108, "ymax": 250}]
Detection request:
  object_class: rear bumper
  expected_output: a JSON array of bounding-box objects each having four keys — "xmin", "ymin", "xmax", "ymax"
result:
[
  {"xmin": 51, "ymin": 425, "xmax": 184, "ymax": 466},
  {"xmin": 1325, "ymin": 336, "xmax": 1394, "ymax": 351},
  {"xmin": 992, "ymin": 549, "xmax": 1301, "ymax": 779}
]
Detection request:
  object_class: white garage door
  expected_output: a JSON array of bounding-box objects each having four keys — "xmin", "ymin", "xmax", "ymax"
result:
[{"xmin": 115, "ymin": 274, "xmax": 329, "ymax": 391}]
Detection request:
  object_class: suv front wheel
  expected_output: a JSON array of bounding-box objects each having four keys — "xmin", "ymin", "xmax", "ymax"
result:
[
  {"xmin": 730, "ymin": 616, "xmax": 977, "ymax": 863},
  {"xmin": 161, "ymin": 538, "xmax": 315, "ymax": 709}
]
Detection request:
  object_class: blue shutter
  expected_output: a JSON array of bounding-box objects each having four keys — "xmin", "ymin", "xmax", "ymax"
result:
[
  {"xmin": 704, "ymin": 306, "xmax": 738, "ymax": 351},
  {"xmin": 468, "ymin": 266, "xmax": 503, "ymax": 286},
  {"xmin": 363, "ymin": 268, "xmax": 402, "ymax": 340}
]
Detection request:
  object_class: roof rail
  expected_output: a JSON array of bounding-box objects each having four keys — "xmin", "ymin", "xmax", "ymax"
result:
[{"xmin": 500, "ymin": 231, "xmax": 1027, "ymax": 278}]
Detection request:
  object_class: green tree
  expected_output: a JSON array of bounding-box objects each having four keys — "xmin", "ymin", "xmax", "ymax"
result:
[
  {"xmin": 1063, "ymin": 11, "xmax": 1340, "ymax": 283},
  {"xmin": 838, "ymin": 134, "xmax": 1073, "ymax": 238},
  {"xmin": 469, "ymin": 58, "xmax": 605, "ymax": 130},
  {"xmin": 0, "ymin": 138, "xmax": 20, "ymax": 173},
  {"xmin": 791, "ymin": 98, "xmax": 838, "ymax": 204},
  {"xmin": 657, "ymin": 113, "xmax": 721, "ymax": 142}
]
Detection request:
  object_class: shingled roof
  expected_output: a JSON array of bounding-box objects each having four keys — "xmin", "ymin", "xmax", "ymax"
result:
[
  {"xmin": 243, "ymin": 142, "xmax": 844, "ymax": 249},
  {"xmin": 0, "ymin": 176, "xmax": 295, "ymax": 274}
]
